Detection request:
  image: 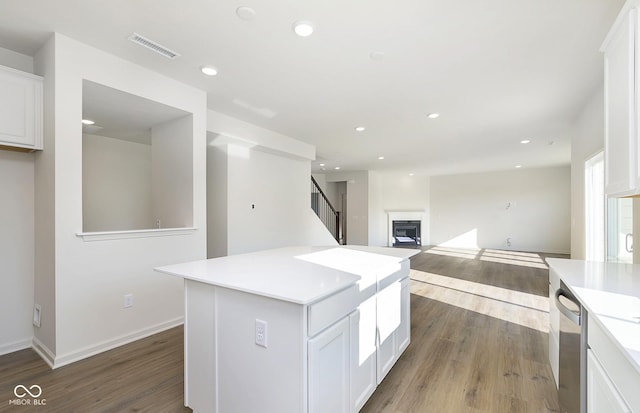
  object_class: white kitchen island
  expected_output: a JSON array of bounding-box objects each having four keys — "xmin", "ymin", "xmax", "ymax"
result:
[{"xmin": 155, "ymin": 245, "xmax": 419, "ymax": 413}]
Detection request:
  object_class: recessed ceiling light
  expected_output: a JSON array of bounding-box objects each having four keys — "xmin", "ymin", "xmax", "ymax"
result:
[
  {"xmin": 201, "ymin": 66, "xmax": 218, "ymax": 76},
  {"xmin": 319, "ymin": 163, "xmax": 325, "ymax": 167},
  {"xmin": 355, "ymin": 126, "xmax": 366, "ymax": 132},
  {"xmin": 520, "ymin": 139, "xmax": 531, "ymax": 144},
  {"xmin": 515, "ymin": 165, "xmax": 522, "ymax": 168},
  {"xmin": 370, "ymin": 51, "xmax": 385, "ymax": 60},
  {"xmin": 335, "ymin": 166, "xmax": 341, "ymax": 170},
  {"xmin": 236, "ymin": 6, "xmax": 256, "ymax": 20},
  {"xmin": 293, "ymin": 21, "xmax": 314, "ymax": 37},
  {"xmin": 82, "ymin": 119, "xmax": 95, "ymax": 125},
  {"xmin": 427, "ymin": 113, "xmax": 440, "ymax": 119},
  {"xmin": 378, "ymin": 156, "xmax": 385, "ymax": 160},
  {"xmin": 409, "ymin": 173, "xmax": 414, "ymax": 176}
]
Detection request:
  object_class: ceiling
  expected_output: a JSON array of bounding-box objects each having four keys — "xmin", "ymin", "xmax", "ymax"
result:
[
  {"xmin": 82, "ymin": 79, "xmax": 190, "ymax": 145},
  {"xmin": 0, "ymin": 0, "xmax": 624, "ymax": 176}
]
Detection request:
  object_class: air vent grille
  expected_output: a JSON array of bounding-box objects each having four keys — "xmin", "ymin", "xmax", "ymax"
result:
[{"xmin": 128, "ymin": 33, "xmax": 180, "ymax": 59}]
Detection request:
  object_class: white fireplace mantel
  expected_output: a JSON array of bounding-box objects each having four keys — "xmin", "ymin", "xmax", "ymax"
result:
[{"xmin": 386, "ymin": 210, "xmax": 426, "ymax": 247}]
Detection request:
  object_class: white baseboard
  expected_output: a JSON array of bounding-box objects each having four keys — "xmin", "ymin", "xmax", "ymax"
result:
[
  {"xmin": 0, "ymin": 338, "xmax": 32, "ymax": 357},
  {"xmin": 32, "ymin": 317, "xmax": 184, "ymax": 369},
  {"xmin": 31, "ymin": 336, "xmax": 55, "ymax": 368}
]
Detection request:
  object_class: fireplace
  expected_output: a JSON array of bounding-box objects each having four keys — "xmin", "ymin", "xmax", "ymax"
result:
[{"xmin": 392, "ymin": 220, "xmax": 421, "ymax": 248}]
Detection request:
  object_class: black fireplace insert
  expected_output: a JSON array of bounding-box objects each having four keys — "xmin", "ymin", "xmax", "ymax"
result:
[{"xmin": 392, "ymin": 220, "xmax": 421, "ymax": 247}]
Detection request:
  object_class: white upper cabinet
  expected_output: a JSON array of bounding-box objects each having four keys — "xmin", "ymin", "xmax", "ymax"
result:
[
  {"xmin": 603, "ymin": 2, "xmax": 639, "ymax": 196},
  {"xmin": 0, "ymin": 64, "xmax": 43, "ymax": 151}
]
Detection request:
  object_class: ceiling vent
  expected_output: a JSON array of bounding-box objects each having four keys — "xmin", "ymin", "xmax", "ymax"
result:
[{"xmin": 128, "ymin": 33, "xmax": 180, "ymax": 59}]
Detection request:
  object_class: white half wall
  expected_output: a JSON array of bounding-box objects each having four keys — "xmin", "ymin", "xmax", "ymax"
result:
[
  {"xmin": 571, "ymin": 85, "xmax": 605, "ymax": 259},
  {"xmin": 0, "ymin": 150, "xmax": 35, "ymax": 355},
  {"xmin": 430, "ymin": 167, "xmax": 571, "ymax": 254},
  {"xmin": 34, "ymin": 33, "xmax": 207, "ymax": 366}
]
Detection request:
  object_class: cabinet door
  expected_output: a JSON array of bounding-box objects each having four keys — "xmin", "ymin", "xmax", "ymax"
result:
[
  {"xmin": 587, "ymin": 350, "xmax": 632, "ymax": 413},
  {"xmin": 0, "ymin": 66, "xmax": 43, "ymax": 150},
  {"xmin": 309, "ymin": 316, "xmax": 350, "ymax": 413},
  {"xmin": 396, "ymin": 277, "xmax": 411, "ymax": 354},
  {"xmin": 376, "ymin": 281, "xmax": 401, "ymax": 383},
  {"xmin": 604, "ymin": 7, "xmax": 636, "ymax": 196},
  {"xmin": 350, "ymin": 301, "xmax": 376, "ymax": 412}
]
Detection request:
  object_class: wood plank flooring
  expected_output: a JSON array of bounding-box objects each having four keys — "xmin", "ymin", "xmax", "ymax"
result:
[
  {"xmin": 0, "ymin": 246, "xmax": 564, "ymax": 412},
  {"xmin": 0, "ymin": 326, "xmax": 190, "ymax": 413},
  {"xmin": 360, "ymin": 246, "xmax": 564, "ymax": 413}
]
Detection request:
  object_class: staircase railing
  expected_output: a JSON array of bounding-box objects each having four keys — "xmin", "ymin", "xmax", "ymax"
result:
[{"xmin": 311, "ymin": 176, "xmax": 341, "ymax": 243}]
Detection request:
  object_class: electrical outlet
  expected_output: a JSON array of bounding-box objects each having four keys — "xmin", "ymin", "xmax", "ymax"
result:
[
  {"xmin": 33, "ymin": 304, "xmax": 42, "ymax": 327},
  {"xmin": 124, "ymin": 294, "xmax": 134, "ymax": 308},
  {"xmin": 255, "ymin": 319, "xmax": 267, "ymax": 348}
]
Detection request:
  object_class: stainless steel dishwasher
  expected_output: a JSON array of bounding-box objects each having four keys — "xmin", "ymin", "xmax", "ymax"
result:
[{"xmin": 555, "ymin": 281, "xmax": 587, "ymax": 413}]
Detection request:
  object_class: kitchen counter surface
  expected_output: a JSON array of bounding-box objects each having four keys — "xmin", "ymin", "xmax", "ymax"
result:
[
  {"xmin": 155, "ymin": 245, "xmax": 420, "ymax": 305},
  {"xmin": 547, "ymin": 258, "xmax": 640, "ymax": 375}
]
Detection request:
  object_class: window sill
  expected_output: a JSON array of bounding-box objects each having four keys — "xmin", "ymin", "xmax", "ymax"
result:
[{"xmin": 76, "ymin": 227, "xmax": 197, "ymax": 242}]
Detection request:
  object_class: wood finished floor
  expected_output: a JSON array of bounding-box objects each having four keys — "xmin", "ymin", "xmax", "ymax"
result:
[
  {"xmin": 361, "ymin": 246, "xmax": 565, "ymax": 413},
  {"xmin": 0, "ymin": 246, "xmax": 564, "ymax": 412},
  {"xmin": 0, "ymin": 326, "xmax": 190, "ymax": 413}
]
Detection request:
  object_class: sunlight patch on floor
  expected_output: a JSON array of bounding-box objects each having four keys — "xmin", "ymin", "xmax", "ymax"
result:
[
  {"xmin": 410, "ymin": 269, "xmax": 549, "ymax": 333},
  {"xmin": 424, "ymin": 246, "xmax": 548, "ymax": 269}
]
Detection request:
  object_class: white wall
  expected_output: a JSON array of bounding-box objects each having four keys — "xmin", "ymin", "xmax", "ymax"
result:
[
  {"xmin": 226, "ymin": 147, "xmax": 315, "ymax": 254},
  {"xmin": 207, "ymin": 117, "xmax": 336, "ymax": 257},
  {"xmin": 0, "ymin": 49, "xmax": 35, "ymax": 355},
  {"xmin": 430, "ymin": 167, "xmax": 571, "ymax": 254},
  {"xmin": 207, "ymin": 138, "xmax": 229, "ymax": 258},
  {"xmin": 368, "ymin": 172, "xmax": 430, "ymax": 247},
  {"xmin": 82, "ymin": 134, "xmax": 152, "ymax": 231},
  {"xmin": 324, "ymin": 171, "xmax": 369, "ymax": 246},
  {"xmin": 33, "ymin": 33, "xmax": 207, "ymax": 367},
  {"xmin": 151, "ymin": 115, "xmax": 193, "ymax": 228},
  {"xmin": 0, "ymin": 151, "xmax": 35, "ymax": 355},
  {"xmin": 571, "ymin": 85, "xmax": 605, "ymax": 259}
]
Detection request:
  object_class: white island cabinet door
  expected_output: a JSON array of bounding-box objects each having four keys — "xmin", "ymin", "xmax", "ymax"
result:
[
  {"xmin": 396, "ymin": 277, "xmax": 411, "ymax": 354},
  {"xmin": 308, "ymin": 316, "xmax": 351, "ymax": 413},
  {"xmin": 376, "ymin": 281, "xmax": 401, "ymax": 383},
  {"xmin": 350, "ymin": 300, "xmax": 377, "ymax": 412},
  {"xmin": 587, "ymin": 350, "xmax": 632, "ymax": 413},
  {"xmin": 0, "ymin": 65, "xmax": 43, "ymax": 150}
]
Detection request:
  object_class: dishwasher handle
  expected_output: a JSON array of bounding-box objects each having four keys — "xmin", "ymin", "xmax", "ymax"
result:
[{"xmin": 555, "ymin": 288, "xmax": 581, "ymax": 326}]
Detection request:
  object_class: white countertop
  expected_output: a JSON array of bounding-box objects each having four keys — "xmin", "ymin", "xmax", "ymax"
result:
[
  {"xmin": 155, "ymin": 245, "xmax": 419, "ymax": 305},
  {"xmin": 547, "ymin": 258, "xmax": 640, "ymax": 374}
]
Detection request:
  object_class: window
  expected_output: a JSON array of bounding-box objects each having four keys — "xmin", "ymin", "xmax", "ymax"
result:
[{"xmin": 585, "ymin": 152, "xmax": 604, "ymax": 261}]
